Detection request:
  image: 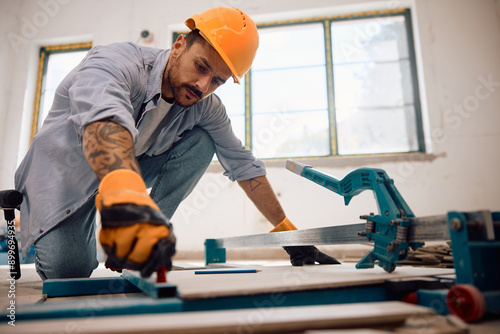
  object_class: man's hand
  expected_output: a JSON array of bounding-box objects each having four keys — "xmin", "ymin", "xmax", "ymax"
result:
[
  {"xmin": 96, "ymin": 169, "xmax": 176, "ymax": 277},
  {"xmin": 270, "ymin": 218, "xmax": 341, "ymax": 266}
]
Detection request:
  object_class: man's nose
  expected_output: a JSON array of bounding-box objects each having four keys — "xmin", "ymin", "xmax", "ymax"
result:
[{"xmin": 196, "ymin": 75, "xmax": 212, "ymax": 93}]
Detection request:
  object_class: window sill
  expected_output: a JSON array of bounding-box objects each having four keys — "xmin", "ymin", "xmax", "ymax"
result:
[{"xmin": 207, "ymin": 152, "xmax": 443, "ymax": 174}]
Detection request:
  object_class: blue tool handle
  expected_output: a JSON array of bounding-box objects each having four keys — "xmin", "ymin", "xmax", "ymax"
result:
[
  {"xmin": 286, "ymin": 160, "xmax": 414, "ymax": 219},
  {"xmin": 195, "ymin": 269, "xmax": 260, "ymax": 274},
  {"xmin": 286, "ymin": 160, "xmax": 379, "ymax": 203}
]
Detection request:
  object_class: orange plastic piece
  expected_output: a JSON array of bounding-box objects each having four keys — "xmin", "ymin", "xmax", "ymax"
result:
[
  {"xmin": 185, "ymin": 7, "xmax": 259, "ymax": 84},
  {"xmin": 269, "ymin": 217, "xmax": 298, "ymax": 233}
]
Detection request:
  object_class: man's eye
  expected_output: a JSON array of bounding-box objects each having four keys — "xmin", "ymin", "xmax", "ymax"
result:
[{"xmin": 196, "ymin": 63, "xmax": 205, "ymax": 71}]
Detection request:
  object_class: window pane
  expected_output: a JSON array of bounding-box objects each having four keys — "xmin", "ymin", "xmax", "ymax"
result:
[
  {"xmin": 251, "ymin": 22, "xmax": 330, "ymax": 158},
  {"xmin": 252, "ymin": 110, "xmax": 330, "ymax": 158},
  {"xmin": 252, "ymin": 23, "xmax": 325, "ymax": 70},
  {"xmin": 227, "ymin": 115, "xmax": 245, "ymax": 146},
  {"xmin": 215, "ymin": 79, "xmax": 245, "ymax": 117},
  {"xmin": 214, "ymin": 79, "xmax": 245, "ymax": 145},
  {"xmin": 252, "ymin": 66, "xmax": 327, "ymax": 113},
  {"xmin": 39, "ymin": 50, "xmax": 89, "ymax": 128},
  {"xmin": 336, "ymin": 106, "xmax": 419, "ymax": 155},
  {"xmin": 332, "ymin": 14, "xmax": 421, "ymax": 155},
  {"xmin": 44, "ymin": 51, "xmax": 88, "ymax": 90},
  {"xmin": 332, "ymin": 16, "xmax": 409, "ymax": 64},
  {"xmin": 334, "ymin": 60, "xmax": 414, "ymax": 109}
]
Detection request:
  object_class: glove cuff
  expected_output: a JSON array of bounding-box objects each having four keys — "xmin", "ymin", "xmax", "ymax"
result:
[
  {"xmin": 95, "ymin": 169, "xmax": 160, "ymax": 212},
  {"xmin": 269, "ymin": 217, "xmax": 297, "ymax": 233},
  {"xmin": 99, "ymin": 169, "xmax": 146, "ymax": 193},
  {"xmin": 100, "ymin": 204, "xmax": 169, "ymax": 227}
]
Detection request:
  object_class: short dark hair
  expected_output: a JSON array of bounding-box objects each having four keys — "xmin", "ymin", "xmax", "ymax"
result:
[{"xmin": 185, "ymin": 29, "xmax": 205, "ymax": 50}]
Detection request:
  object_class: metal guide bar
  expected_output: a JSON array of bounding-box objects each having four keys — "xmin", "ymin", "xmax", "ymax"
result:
[
  {"xmin": 213, "ymin": 223, "xmax": 370, "ymax": 249},
  {"xmin": 407, "ymin": 215, "xmax": 498, "ymax": 242},
  {"xmin": 407, "ymin": 215, "xmax": 450, "ymax": 242},
  {"xmin": 213, "ymin": 215, "xmax": 455, "ymax": 250}
]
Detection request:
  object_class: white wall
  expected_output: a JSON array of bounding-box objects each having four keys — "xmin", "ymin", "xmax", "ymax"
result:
[{"xmin": 1, "ymin": 0, "xmax": 499, "ymax": 257}]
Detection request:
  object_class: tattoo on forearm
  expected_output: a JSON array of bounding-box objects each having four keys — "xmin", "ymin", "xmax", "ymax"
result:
[
  {"xmin": 249, "ymin": 178, "xmax": 262, "ymax": 191},
  {"xmin": 83, "ymin": 121, "xmax": 140, "ymax": 179}
]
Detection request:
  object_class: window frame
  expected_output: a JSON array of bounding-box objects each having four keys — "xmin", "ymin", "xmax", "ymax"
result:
[
  {"xmin": 176, "ymin": 8, "xmax": 425, "ymax": 160},
  {"xmin": 31, "ymin": 42, "xmax": 92, "ymax": 142}
]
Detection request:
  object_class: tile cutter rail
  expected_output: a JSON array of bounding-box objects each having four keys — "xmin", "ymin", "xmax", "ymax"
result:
[{"xmin": 205, "ymin": 160, "xmax": 500, "ymax": 322}]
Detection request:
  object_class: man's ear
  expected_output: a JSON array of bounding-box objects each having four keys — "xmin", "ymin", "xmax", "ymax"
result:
[{"xmin": 171, "ymin": 34, "xmax": 186, "ymax": 58}]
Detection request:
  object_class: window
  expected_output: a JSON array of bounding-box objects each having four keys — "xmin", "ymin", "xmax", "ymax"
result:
[
  {"xmin": 32, "ymin": 42, "xmax": 91, "ymax": 140},
  {"xmin": 183, "ymin": 9, "xmax": 425, "ymax": 159},
  {"xmin": 331, "ymin": 14, "xmax": 421, "ymax": 155}
]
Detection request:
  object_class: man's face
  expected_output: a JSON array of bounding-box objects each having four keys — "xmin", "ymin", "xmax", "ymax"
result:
[{"xmin": 163, "ymin": 35, "xmax": 233, "ymax": 107}]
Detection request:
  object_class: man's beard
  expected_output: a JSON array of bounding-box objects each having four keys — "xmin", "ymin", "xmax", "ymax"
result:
[{"xmin": 167, "ymin": 65, "xmax": 204, "ymax": 108}]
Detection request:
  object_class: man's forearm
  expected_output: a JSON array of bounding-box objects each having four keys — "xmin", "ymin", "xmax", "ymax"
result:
[
  {"xmin": 82, "ymin": 120, "xmax": 140, "ymax": 180},
  {"xmin": 237, "ymin": 176, "xmax": 286, "ymax": 226}
]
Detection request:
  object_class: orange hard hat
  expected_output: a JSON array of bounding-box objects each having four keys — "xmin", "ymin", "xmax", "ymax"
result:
[{"xmin": 185, "ymin": 7, "xmax": 259, "ymax": 84}]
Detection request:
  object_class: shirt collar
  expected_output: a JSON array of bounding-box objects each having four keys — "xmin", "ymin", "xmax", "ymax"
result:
[{"xmin": 144, "ymin": 49, "xmax": 171, "ymax": 107}]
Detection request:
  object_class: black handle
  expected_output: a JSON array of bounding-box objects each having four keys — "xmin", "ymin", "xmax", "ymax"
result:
[
  {"xmin": 1, "ymin": 190, "xmax": 22, "ymax": 280},
  {"xmin": 0, "ymin": 190, "xmax": 23, "ymax": 209}
]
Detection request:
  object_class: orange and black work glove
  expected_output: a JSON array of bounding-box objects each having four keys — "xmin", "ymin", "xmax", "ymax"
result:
[
  {"xmin": 270, "ymin": 218, "xmax": 341, "ymax": 266},
  {"xmin": 96, "ymin": 169, "xmax": 176, "ymax": 278}
]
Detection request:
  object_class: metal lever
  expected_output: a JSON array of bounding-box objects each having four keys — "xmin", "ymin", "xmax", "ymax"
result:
[{"xmin": 286, "ymin": 160, "xmax": 423, "ymax": 273}]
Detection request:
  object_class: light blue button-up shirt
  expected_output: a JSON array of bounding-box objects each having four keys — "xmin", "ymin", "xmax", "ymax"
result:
[{"xmin": 15, "ymin": 42, "xmax": 265, "ymax": 256}]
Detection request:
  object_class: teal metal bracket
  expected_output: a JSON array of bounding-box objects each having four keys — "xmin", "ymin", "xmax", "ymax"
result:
[
  {"xmin": 448, "ymin": 211, "xmax": 500, "ymax": 288},
  {"xmin": 20, "ymin": 273, "xmax": 180, "ymax": 320},
  {"xmin": 122, "ymin": 269, "xmax": 177, "ymax": 299},
  {"xmin": 411, "ymin": 211, "xmax": 500, "ymax": 322},
  {"xmin": 43, "ymin": 276, "xmax": 141, "ymax": 298},
  {"xmin": 43, "ymin": 272, "xmax": 177, "ymax": 300},
  {"xmin": 205, "ymin": 238, "xmax": 226, "ymax": 265},
  {"xmin": 447, "ymin": 211, "xmax": 500, "ymax": 316},
  {"xmin": 17, "ymin": 296, "xmax": 183, "ymax": 320},
  {"xmin": 412, "ymin": 289, "xmax": 450, "ymax": 315}
]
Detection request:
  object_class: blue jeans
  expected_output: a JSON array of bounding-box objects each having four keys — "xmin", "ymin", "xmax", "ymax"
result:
[{"xmin": 34, "ymin": 127, "xmax": 215, "ymax": 280}]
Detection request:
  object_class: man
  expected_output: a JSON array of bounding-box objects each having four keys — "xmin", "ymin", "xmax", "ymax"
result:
[{"xmin": 15, "ymin": 7, "xmax": 339, "ymax": 280}]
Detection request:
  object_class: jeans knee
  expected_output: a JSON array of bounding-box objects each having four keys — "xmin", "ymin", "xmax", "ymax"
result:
[
  {"xmin": 193, "ymin": 127, "xmax": 215, "ymax": 154},
  {"xmin": 35, "ymin": 249, "xmax": 97, "ymax": 280},
  {"xmin": 181, "ymin": 127, "xmax": 215, "ymax": 162}
]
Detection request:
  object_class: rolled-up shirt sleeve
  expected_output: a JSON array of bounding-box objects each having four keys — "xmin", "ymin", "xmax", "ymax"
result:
[
  {"xmin": 199, "ymin": 95, "xmax": 266, "ymax": 181},
  {"xmin": 65, "ymin": 44, "xmax": 141, "ymax": 144}
]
